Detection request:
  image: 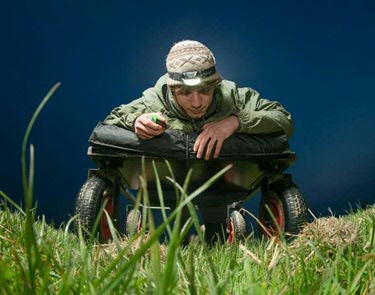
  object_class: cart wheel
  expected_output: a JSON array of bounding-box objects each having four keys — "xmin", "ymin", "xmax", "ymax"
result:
[
  {"xmin": 74, "ymin": 176, "xmax": 114, "ymax": 242},
  {"xmin": 126, "ymin": 209, "xmax": 142, "ymax": 236},
  {"xmin": 227, "ymin": 210, "xmax": 247, "ymax": 243},
  {"xmin": 259, "ymin": 181, "xmax": 307, "ymax": 240}
]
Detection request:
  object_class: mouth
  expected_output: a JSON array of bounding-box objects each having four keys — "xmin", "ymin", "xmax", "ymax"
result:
[{"xmin": 189, "ymin": 109, "xmax": 204, "ymax": 115}]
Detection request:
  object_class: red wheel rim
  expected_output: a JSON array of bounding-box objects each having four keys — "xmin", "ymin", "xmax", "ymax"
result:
[
  {"xmin": 260, "ymin": 192, "xmax": 284, "ymax": 237},
  {"xmin": 100, "ymin": 190, "xmax": 113, "ymax": 241},
  {"xmin": 227, "ymin": 220, "xmax": 235, "ymax": 244},
  {"xmin": 269, "ymin": 198, "xmax": 284, "ymax": 231}
]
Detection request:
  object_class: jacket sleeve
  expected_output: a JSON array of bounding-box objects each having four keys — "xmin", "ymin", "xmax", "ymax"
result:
[
  {"xmin": 103, "ymin": 87, "xmax": 161, "ymax": 130},
  {"xmin": 234, "ymin": 86, "xmax": 294, "ymax": 138}
]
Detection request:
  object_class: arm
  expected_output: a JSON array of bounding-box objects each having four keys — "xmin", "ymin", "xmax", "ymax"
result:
[
  {"xmin": 193, "ymin": 115, "xmax": 239, "ymax": 160},
  {"xmin": 104, "ymin": 87, "xmax": 167, "ymax": 139},
  {"xmin": 104, "ymin": 97, "xmax": 148, "ymax": 130},
  {"xmin": 193, "ymin": 83, "xmax": 293, "ymax": 160},
  {"xmin": 234, "ymin": 87, "xmax": 294, "ymax": 138}
]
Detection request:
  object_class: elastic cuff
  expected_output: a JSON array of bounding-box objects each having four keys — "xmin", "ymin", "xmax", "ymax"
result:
[
  {"xmin": 132, "ymin": 115, "xmax": 142, "ymax": 131},
  {"xmin": 233, "ymin": 114, "xmax": 241, "ymax": 132}
]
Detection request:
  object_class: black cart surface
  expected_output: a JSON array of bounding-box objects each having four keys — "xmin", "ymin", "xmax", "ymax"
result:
[{"xmin": 74, "ymin": 123, "xmax": 307, "ymax": 242}]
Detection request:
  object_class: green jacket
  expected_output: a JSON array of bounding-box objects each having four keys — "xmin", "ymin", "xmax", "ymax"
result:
[{"xmin": 104, "ymin": 74, "xmax": 294, "ymax": 138}]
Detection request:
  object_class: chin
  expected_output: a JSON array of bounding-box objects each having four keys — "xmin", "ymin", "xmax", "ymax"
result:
[{"xmin": 189, "ymin": 113, "xmax": 204, "ymax": 119}]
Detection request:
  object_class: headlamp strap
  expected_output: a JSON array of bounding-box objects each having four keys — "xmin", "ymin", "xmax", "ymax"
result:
[{"xmin": 168, "ymin": 66, "xmax": 216, "ymax": 82}]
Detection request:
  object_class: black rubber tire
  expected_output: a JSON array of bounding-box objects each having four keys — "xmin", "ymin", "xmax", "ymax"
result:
[
  {"xmin": 126, "ymin": 209, "xmax": 142, "ymax": 236},
  {"xmin": 230, "ymin": 210, "xmax": 247, "ymax": 239},
  {"xmin": 74, "ymin": 176, "xmax": 113, "ymax": 242},
  {"xmin": 259, "ymin": 180, "xmax": 307, "ymax": 240}
]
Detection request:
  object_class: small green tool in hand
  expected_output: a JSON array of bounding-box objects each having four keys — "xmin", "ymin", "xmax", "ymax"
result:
[{"xmin": 149, "ymin": 114, "xmax": 167, "ymax": 128}]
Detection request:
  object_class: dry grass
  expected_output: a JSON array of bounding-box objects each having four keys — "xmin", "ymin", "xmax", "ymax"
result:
[
  {"xmin": 93, "ymin": 233, "xmax": 168, "ymax": 261},
  {"xmin": 293, "ymin": 215, "xmax": 360, "ymax": 249},
  {"xmin": 304, "ymin": 216, "xmax": 359, "ymax": 247}
]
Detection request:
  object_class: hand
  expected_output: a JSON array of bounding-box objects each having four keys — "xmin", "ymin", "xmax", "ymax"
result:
[
  {"xmin": 134, "ymin": 113, "xmax": 167, "ymax": 140},
  {"xmin": 193, "ymin": 115, "xmax": 239, "ymax": 160}
]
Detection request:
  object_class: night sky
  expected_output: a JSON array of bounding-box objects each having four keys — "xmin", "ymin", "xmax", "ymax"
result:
[{"xmin": 1, "ymin": 1, "xmax": 374, "ymax": 226}]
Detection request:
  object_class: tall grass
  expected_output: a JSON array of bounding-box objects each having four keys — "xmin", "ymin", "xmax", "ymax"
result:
[
  {"xmin": 0, "ymin": 84, "xmax": 374, "ymax": 294},
  {"xmin": 1, "ymin": 204, "xmax": 374, "ymax": 293}
]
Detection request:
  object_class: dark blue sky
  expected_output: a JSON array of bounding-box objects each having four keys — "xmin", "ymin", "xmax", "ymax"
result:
[{"xmin": 1, "ymin": 1, "xmax": 374, "ymax": 226}]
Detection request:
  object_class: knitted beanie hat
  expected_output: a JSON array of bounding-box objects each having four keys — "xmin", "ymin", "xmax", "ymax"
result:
[{"xmin": 166, "ymin": 40, "xmax": 222, "ymax": 86}]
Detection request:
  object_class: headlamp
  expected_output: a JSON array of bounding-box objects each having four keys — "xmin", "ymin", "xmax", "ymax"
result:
[{"xmin": 168, "ymin": 66, "xmax": 217, "ymax": 86}]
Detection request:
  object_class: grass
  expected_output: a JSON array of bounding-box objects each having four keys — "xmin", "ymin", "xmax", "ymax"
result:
[
  {"xmin": 0, "ymin": 203, "xmax": 374, "ymax": 294},
  {"xmin": 0, "ymin": 83, "xmax": 374, "ymax": 294}
]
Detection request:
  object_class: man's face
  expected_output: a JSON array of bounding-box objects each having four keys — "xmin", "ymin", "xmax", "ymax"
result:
[{"xmin": 173, "ymin": 87, "xmax": 215, "ymax": 119}]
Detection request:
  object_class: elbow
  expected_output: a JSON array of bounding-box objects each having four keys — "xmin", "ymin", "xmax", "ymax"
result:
[
  {"xmin": 285, "ymin": 125, "xmax": 294, "ymax": 139},
  {"xmin": 284, "ymin": 118, "xmax": 294, "ymax": 139}
]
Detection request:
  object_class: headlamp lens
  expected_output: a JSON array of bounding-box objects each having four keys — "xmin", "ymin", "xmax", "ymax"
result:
[{"xmin": 182, "ymin": 77, "xmax": 201, "ymax": 86}]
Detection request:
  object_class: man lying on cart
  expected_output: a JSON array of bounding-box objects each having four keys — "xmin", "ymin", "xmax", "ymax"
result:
[{"xmin": 104, "ymin": 40, "xmax": 294, "ymax": 245}]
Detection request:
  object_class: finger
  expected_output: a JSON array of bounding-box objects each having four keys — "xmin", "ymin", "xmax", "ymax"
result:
[
  {"xmin": 139, "ymin": 121, "xmax": 165, "ymax": 138},
  {"xmin": 147, "ymin": 126, "xmax": 164, "ymax": 136},
  {"xmin": 136, "ymin": 132, "xmax": 148, "ymax": 140},
  {"xmin": 147, "ymin": 113, "xmax": 167, "ymax": 129},
  {"xmin": 136, "ymin": 123, "xmax": 161, "ymax": 139},
  {"xmin": 135, "ymin": 128, "xmax": 152, "ymax": 139},
  {"xmin": 157, "ymin": 113, "xmax": 168, "ymax": 124},
  {"xmin": 137, "ymin": 115, "xmax": 161, "ymax": 131},
  {"xmin": 145, "ymin": 120, "xmax": 164, "ymax": 131},
  {"xmin": 193, "ymin": 136, "xmax": 201, "ymax": 152},
  {"xmin": 213, "ymin": 139, "xmax": 223, "ymax": 158},
  {"xmin": 204, "ymin": 138, "xmax": 217, "ymax": 160},
  {"xmin": 197, "ymin": 137, "xmax": 210, "ymax": 159}
]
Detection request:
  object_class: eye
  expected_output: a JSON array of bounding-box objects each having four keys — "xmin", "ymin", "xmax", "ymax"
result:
[
  {"xmin": 198, "ymin": 88, "xmax": 211, "ymax": 94},
  {"xmin": 175, "ymin": 87, "xmax": 193, "ymax": 96}
]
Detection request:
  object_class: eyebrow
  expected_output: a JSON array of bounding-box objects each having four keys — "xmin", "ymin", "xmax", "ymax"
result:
[{"xmin": 177, "ymin": 85, "xmax": 213, "ymax": 93}]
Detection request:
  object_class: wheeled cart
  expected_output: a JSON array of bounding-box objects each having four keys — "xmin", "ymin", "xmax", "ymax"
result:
[{"xmin": 74, "ymin": 123, "xmax": 307, "ymax": 243}]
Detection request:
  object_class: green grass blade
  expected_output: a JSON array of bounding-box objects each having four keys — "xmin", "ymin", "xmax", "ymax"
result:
[
  {"xmin": 0, "ymin": 191, "xmax": 25, "ymax": 215},
  {"xmin": 21, "ymin": 82, "xmax": 60, "ymax": 209},
  {"xmin": 140, "ymin": 169, "xmax": 163, "ymax": 294},
  {"xmin": 103, "ymin": 209, "xmax": 121, "ymax": 249},
  {"xmin": 166, "ymin": 164, "xmax": 232, "ymax": 203},
  {"xmin": 96, "ymin": 164, "xmax": 231, "ymax": 292},
  {"xmin": 152, "ymin": 161, "xmax": 172, "ymax": 236},
  {"xmin": 19, "ymin": 83, "xmax": 60, "ymax": 293},
  {"xmin": 166, "ymin": 173, "xmax": 204, "ymax": 243},
  {"xmin": 165, "ymin": 160, "xmax": 179, "ymax": 199}
]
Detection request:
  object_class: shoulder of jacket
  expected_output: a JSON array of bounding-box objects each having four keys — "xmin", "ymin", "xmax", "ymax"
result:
[
  {"xmin": 216, "ymin": 79, "xmax": 239, "ymax": 100},
  {"xmin": 142, "ymin": 74, "xmax": 167, "ymax": 98},
  {"xmin": 219, "ymin": 79, "xmax": 237, "ymax": 90},
  {"xmin": 154, "ymin": 74, "xmax": 168, "ymax": 91},
  {"xmin": 219, "ymin": 79, "xmax": 257, "ymax": 92}
]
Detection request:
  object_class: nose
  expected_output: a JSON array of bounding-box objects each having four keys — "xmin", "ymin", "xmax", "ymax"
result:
[{"xmin": 190, "ymin": 92, "xmax": 202, "ymax": 108}]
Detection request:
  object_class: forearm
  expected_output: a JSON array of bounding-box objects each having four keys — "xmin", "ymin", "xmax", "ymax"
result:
[
  {"xmin": 234, "ymin": 87, "xmax": 294, "ymax": 137},
  {"xmin": 236, "ymin": 109, "xmax": 294, "ymax": 137},
  {"xmin": 104, "ymin": 97, "xmax": 149, "ymax": 131}
]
